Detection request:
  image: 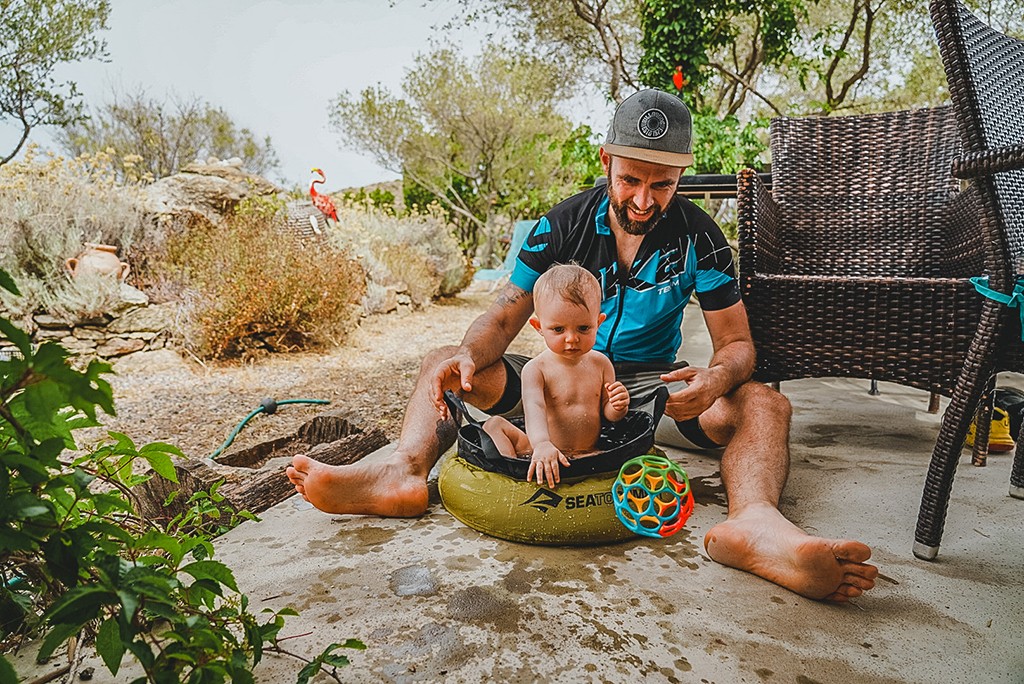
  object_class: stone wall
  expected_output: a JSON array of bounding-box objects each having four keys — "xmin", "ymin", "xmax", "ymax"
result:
[{"xmin": 1, "ymin": 298, "xmax": 179, "ymax": 361}]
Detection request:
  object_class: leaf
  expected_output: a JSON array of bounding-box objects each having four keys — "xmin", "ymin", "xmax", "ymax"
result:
[
  {"xmin": 140, "ymin": 450, "xmax": 177, "ymax": 483},
  {"xmin": 45, "ymin": 586, "xmax": 114, "ymax": 626},
  {"xmin": 0, "ymin": 656, "xmax": 16, "ymax": 684},
  {"xmin": 179, "ymin": 560, "xmax": 239, "ymax": 593},
  {"xmin": 96, "ymin": 617, "xmax": 126, "ymax": 674},
  {"xmin": 0, "ymin": 269, "xmax": 20, "ymax": 296},
  {"xmin": 37, "ymin": 621, "xmax": 83, "ymax": 662}
]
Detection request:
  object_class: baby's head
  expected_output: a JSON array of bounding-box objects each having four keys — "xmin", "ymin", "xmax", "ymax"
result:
[{"xmin": 530, "ymin": 264, "xmax": 606, "ymax": 357}]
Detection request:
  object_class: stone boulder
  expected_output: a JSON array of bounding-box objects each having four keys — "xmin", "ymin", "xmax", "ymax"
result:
[{"xmin": 142, "ymin": 158, "xmax": 281, "ymax": 226}]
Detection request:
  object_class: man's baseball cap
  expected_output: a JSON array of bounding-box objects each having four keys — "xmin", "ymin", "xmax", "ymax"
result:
[{"xmin": 603, "ymin": 89, "xmax": 693, "ymax": 168}]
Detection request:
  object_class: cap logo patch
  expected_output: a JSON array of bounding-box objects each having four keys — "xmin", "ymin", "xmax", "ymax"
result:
[{"xmin": 637, "ymin": 108, "xmax": 669, "ymax": 140}]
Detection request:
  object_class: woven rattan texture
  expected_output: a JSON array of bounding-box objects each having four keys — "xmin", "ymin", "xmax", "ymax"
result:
[
  {"xmin": 916, "ymin": 0, "xmax": 1024, "ymax": 554},
  {"xmin": 736, "ymin": 106, "xmax": 982, "ymax": 395}
]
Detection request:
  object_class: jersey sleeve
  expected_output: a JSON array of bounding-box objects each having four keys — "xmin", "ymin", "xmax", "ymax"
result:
[
  {"xmin": 509, "ymin": 216, "xmax": 561, "ymax": 293},
  {"xmin": 691, "ymin": 211, "xmax": 741, "ymax": 311}
]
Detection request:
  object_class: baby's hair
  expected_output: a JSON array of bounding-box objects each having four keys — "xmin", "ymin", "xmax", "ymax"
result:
[{"xmin": 535, "ymin": 263, "xmax": 601, "ymax": 309}]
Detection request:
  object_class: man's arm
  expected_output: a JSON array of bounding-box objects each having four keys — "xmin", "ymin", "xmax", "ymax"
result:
[
  {"xmin": 430, "ymin": 282, "xmax": 535, "ymax": 413},
  {"xmin": 659, "ymin": 301, "xmax": 755, "ymax": 421}
]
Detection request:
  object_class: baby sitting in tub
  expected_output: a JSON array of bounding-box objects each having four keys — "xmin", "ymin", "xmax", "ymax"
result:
[{"xmin": 483, "ymin": 263, "xmax": 630, "ymax": 487}]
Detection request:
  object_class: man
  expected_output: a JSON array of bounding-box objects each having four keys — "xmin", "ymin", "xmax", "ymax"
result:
[{"xmin": 288, "ymin": 89, "xmax": 878, "ymax": 602}]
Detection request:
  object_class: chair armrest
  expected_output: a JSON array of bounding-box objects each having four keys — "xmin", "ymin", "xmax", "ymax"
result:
[
  {"xmin": 952, "ymin": 144, "xmax": 1024, "ymax": 178},
  {"xmin": 737, "ymin": 168, "xmax": 784, "ymax": 275}
]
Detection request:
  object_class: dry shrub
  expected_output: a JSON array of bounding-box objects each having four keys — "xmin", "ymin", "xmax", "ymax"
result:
[
  {"xmin": 0, "ymin": 145, "xmax": 148, "ymax": 319},
  {"xmin": 169, "ymin": 212, "xmax": 365, "ymax": 359},
  {"xmin": 329, "ymin": 202, "xmax": 470, "ymax": 309}
]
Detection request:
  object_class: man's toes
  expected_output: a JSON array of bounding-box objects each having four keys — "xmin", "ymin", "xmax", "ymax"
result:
[
  {"xmin": 833, "ymin": 540, "xmax": 872, "ymax": 563},
  {"xmin": 844, "ymin": 573, "xmax": 876, "ymax": 590}
]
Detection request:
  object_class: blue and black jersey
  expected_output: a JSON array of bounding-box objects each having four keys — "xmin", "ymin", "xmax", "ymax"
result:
[{"xmin": 510, "ymin": 185, "xmax": 740, "ymax": 364}]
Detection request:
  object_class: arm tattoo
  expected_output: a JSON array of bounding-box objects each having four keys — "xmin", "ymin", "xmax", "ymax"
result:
[{"xmin": 495, "ymin": 284, "xmax": 529, "ymax": 309}]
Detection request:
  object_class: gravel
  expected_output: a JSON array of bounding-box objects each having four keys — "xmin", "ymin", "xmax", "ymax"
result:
[{"xmin": 88, "ymin": 292, "xmax": 544, "ymax": 460}]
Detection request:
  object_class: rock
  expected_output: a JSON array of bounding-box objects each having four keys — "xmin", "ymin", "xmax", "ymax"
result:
[
  {"xmin": 125, "ymin": 331, "xmax": 158, "ymax": 341},
  {"xmin": 72, "ymin": 327, "xmax": 106, "ymax": 340},
  {"xmin": 35, "ymin": 328, "xmax": 71, "ymax": 340},
  {"xmin": 59, "ymin": 336, "xmax": 97, "ymax": 352},
  {"xmin": 111, "ymin": 348, "xmax": 188, "ymax": 374},
  {"xmin": 34, "ymin": 314, "xmax": 70, "ymax": 329},
  {"xmin": 95, "ymin": 337, "xmax": 146, "ymax": 357},
  {"xmin": 109, "ymin": 283, "xmax": 150, "ymax": 313},
  {"xmin": 142, "ymin": 162, "xmax": 281, "ymax": 225},
  {"xmin": 109, "ymin": 303, "xmax": 178, "ymax": 334}
]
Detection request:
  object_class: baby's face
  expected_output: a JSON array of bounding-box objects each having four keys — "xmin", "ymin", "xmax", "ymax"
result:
[{"xmin": 532, "ymin": 293, "xmax": 604, "ymax": 359}]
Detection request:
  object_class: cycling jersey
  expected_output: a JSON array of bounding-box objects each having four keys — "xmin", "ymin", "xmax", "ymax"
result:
[{"xmin": 510, "ymin": 185, "xmax": 740, "ymax": 363}]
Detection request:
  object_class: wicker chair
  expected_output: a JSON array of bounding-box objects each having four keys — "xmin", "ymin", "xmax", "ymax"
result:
[
  {"xmin": 914, "ymin": 0, "xmax": 1024, "ymax": 560},
  {"xmin": 736, "ymin": 107, "xmax": 983, "ymax": 401}
]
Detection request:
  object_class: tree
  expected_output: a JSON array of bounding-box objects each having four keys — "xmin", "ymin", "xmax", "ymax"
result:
[
  {"xmin": 329, "ymin": 48, "xmax": 596, "ymax": 262},
  {"xmin": 57, "ymin": 88, "xmax": 280, "ymax": 179},
  {"xmin": 454, "ymin": 0, "xmax": 642, "ymax": 102},
  {"xmin": 0, "ymin": 0, "xmax": 110, "ymax": 165}
]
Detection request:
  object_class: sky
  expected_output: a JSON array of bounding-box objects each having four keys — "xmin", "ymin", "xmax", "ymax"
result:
[{"xmin": 2, "ymin": 0, "xmax": 610, "ymax": 192}]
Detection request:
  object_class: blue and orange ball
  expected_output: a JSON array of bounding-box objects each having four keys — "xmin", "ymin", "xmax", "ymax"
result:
[{"xmin": 612, "ymin": 454, "xmax": 694, "ymax": 538}]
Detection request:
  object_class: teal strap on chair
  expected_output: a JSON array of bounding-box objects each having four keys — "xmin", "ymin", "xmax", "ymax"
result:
[{"xmin": 971, "ymin": 276, "xmax": 1024, "ymax": 339}]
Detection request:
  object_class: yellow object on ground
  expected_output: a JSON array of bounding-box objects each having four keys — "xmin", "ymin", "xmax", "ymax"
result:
[
  {"xmin": 438, "ymin": 455, "xmax": 638, "ymax": 546},
  {"xmin": 966, "ymin": 406, "xmax": 1016, "ymax": 452}
]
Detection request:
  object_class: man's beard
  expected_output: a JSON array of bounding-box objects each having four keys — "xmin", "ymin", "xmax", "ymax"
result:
[{"xmin": 609, "ymin": 193, "xmax": 664, "ymax": 235}]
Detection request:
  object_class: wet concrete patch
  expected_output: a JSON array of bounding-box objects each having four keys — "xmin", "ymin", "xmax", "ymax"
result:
[
  {"xmin": 689, "ymin": 473, "xmax": 727, "ymax": 507},
  {"xmin": 390, "ymin": 564, "xmax": 439, "ymax": 596},
  {"xmin": 447, "ymin": 585, "xmax": 521, "ymax": 632}
]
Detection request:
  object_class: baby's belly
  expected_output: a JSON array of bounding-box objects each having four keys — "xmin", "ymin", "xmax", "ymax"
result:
[{"xmin": 547, "ymin": 405, "xmax": 602, "ymax": 454}]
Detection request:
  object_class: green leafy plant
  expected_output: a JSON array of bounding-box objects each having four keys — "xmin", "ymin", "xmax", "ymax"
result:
[{"xmin": 0, "ymin": 268, "xmax": 362, "ymax": 682}]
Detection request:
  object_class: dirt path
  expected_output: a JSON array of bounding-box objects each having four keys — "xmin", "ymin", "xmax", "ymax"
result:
[{"xmin": 93, "ymin": 292, "xmax": 544, "ymax": 460}]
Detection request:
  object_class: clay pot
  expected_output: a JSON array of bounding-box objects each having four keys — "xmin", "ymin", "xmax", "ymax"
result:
[{"xmin": 65, "ymin": 243, "xmax": 130, "ymax": 281}]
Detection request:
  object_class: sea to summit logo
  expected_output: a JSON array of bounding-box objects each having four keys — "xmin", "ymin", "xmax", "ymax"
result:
[
  {"xmin": 520, "ymin": 488, "xmax": 563, "ymax": 513},
  {"xmin": 637, "ymin": 108, "xmax": 669, "ymax": 140},
  {"xmin": 519, "ymin": 488, "xmax": 616, "ymax": 512}
]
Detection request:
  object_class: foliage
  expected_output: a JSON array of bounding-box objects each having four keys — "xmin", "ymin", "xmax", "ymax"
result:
[
  {"xmin": 329, "ymin": 47, "xmax": 592, "ymax": 263},
  {"xmin": 639, "ymin": 0, "xmax": 805, "ymax": 109},
  {"xmin": 452, "ymin": 0, "xmax": 643, "ymax": 101},
  {"xmin": 57, "ymin": 88, "xmax": 280, "ymax": 180},
  {"xmin": 0, "ymin": 0, "xmax": 110, "ymax": 165},
  {"xmin": 0, "ymin": 270, "xmax": 365, "ymax": 682},
  {"xmin": 0, "ymin": 271, "xmax": 280, "ymax": 682},
  {"xmin": 0, "ymin": 146, "xmax": 147, "ymax": 320},
  {"xmin": 158, "ymin": 208, "xmax": 366, "ymax": 360},
  {"xmin": 329, "ymin": 202, "xmax": 470, "ymax": 311},
  {"xmin": 690, "ymin": 108, "xmax": 768, "ymax": 174}
]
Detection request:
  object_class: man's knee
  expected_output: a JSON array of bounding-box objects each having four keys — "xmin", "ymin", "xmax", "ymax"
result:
[
  {"xmin": 419, "ymin": 345, "xmax": 460, "ymax": 375},
  {"xmin": 733, "ymin": 381, "xmax": 792, "ymax": 424}
]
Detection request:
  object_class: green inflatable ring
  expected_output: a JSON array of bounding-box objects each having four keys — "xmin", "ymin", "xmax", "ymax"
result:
[{"xmin": 439, "ymin": 449, "xmax": 665, "ymax": 546}]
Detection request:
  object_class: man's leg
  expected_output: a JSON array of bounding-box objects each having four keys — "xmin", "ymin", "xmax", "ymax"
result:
[
  {"xmin": 286, "ymin": 345, "xmax": 510, "ymax": 517},
  {"xmin": 698, "ymin": 381, "xmax": 878, "ymax": 602}
]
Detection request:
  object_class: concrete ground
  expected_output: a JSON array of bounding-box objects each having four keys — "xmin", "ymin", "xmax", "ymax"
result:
[
  {"xmin": 18, "ymin": 304, "xmax": 1024, "ymax": 683},
  {"xmin": 218, "ymin": 305, "xmax": 1023, "ymax": 684}
]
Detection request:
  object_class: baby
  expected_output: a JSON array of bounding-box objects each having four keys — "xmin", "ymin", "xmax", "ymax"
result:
[{"xmin": 483, "ymin": 263, "xmax": 630, "ymax": 487}]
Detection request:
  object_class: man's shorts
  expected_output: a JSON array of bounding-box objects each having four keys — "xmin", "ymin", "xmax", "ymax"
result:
[{"xmin": 483, "ymin": 354, "xmax": 724, "ymax": 452}]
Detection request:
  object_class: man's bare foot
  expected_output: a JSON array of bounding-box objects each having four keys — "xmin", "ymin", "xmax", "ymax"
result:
[
  {"xmin": 285, "ymin": 453, "xmax": 429, "ymax": 517},
  {"xmin": 703, "ymin": 503, "xmax": 878, "ymax": 603}
]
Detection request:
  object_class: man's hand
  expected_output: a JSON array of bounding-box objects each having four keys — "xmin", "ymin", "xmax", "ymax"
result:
[
  {"xmin": 659, "ymin": 365, "xmax": 730, "ymax": 422},
  {"xmin": 605, "ymin": 381, "xmax": 630, "ymax": 420},
  {"xmin": 431, "ymin": 351, "xmax": 476, "ymax": 418},
  {"xmin": 527, "ymin": 441, "xmax": 570, "ymax": 488}
]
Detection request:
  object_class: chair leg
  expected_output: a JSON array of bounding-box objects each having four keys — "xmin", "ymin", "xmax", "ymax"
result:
[
  {"xmin": 928, "ymin": 392, "xmax": 941, "ymax": 413},
  {"xmin": 914, "ymin": 304, "xmax": 1003, "ymax": 561},
  {"xmin": 1012, "ymin": 421, "xmax": 1024, "ymax": 499},
  {"xmin": 971, "ymin": 378, "xmax": 995, "ymax": 467},
  {"xmin": 771, "ymin": 381, "xmax": 780, "ymax": 392},
  {"xmin": 869, "ymin": 379, "xmax": 880, "ymax": 395}
]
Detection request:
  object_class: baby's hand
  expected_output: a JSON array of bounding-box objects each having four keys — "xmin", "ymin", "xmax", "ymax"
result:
[
  {"xmin": 606, "ymin": 381, "xmax": 630, "ymax": 414},
  {"xmin": 527, "ymin": 441, "xmax": 570, "ymax": 488}
]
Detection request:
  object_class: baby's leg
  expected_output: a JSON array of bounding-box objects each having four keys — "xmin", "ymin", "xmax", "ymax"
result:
[{"xmin": 482, "ymin": 416, "xmax": 532, "ymax": 457}]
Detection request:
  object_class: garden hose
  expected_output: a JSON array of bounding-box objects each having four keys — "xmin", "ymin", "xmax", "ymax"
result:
[{"xmin": 208, "ymin": 398, "xmax": 330, "ymax": 460}]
